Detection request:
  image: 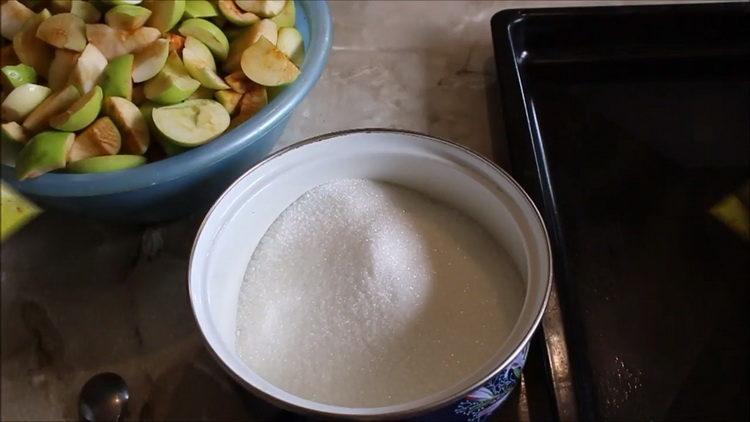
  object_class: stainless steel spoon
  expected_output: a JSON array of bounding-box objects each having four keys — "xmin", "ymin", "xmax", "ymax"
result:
[{"xmin": 79, "ymin": 372, "xmax": 129, "ymax": 422}]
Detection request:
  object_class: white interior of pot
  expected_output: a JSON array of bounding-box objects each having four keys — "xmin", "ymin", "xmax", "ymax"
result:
[{"xmin": 189, "ymin": 131, "xmax": 550, "ymax": 417}]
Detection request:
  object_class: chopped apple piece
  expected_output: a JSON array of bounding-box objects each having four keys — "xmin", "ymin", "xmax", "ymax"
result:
[
  {"xmin": 85, "ymin": 24, "xmax": 160, "ymax": 60},
  {"xmin": 241, "ymin": 36, "xmax": 299, "ymax": 87},
  {"xmin": 223, "ymin": 71, "xmax": 255, "ymax": 93},
  {"xmin": 217, "ymin": 0, "xmax": 259, "ymax": 26},
  {"xmin": 132, "ymin": 38, "xmax": 169, "ymax": 83},
  {"xmin": 22, "ymin": 85, "xmax": 80, "ymax": 134},
  {"xmin": 229, "ymin": 84, "xmax": 267, "ymax": 128},
  {"xmin": 1, "ymin": 0, "xmax": 35, "ymax": 40},
  {"xmin": 144, "ymin": 0, "xmax": 185, "ymax": 33},
  {"xmin": 1, "ymin": 122, "xmax": 28, "ymax": 144},
  {"xmin": 68, "ymin": 116, "xmax": 121, "ymax": 162},
  {"xmin": 1, "ymin": 84, "xmax": 51, "ymax": 122},
  {"xmin": 70, "ymin": 0, "xmax": 101, "ymax": 24},
  {"xmin": 270, "ymin": 0, "xmax": 294, "ymax": 28},
  {"xmin": 101, "ymin": 54, "xmax": 133, "ymax": 99},
  {"xmin": 13, "ymin": 9, "xmax": 53, "ymax": 78},
  {"xmin": 48, "ymin": 49, "xmax": 80, "ymax": 91},
  {"xmin": 15, "ymin": 131, "xmax": 75, "ymax": 180},
  {"xmin": 276, "ymin": 26, "xmax": 304, "ymax": 66},
  {"xmin": 67, "ymin": 43, "xmax": 108, "ymax": 94},
  {"xmin": 36, "ymin": 13, "xmax": 87, "ymax": 52},
  {"xmin": 1, "ymin": 64, "xmax": 37, "ymax": 90},
  {"xmin": 104, "ymin": 96, "xmax": 150, "ymax": 154},
  {"xmin": 182, "ymin": 36, "xmax": 229, "ymax": 90},
  {"xmin": 224, "ymin": 19, "xmax": 277, "ymax": 72},
  {"xmin": 143, "ymin": 51, "xmax": 200, "ymax": 104},
  {"xmin": 214, "ymin": 89, "xmax": 242, "ymax": 114},
  {"xmin": 185, "ymin": 0, "xmax": 218, "ymax": 18},
  {"xmin": 49, "ymin": 85, "xmax": 103, "ymax": 132},
  {"xmin": 153, "ymin": 99, "xmax": 229, "ymax": 146},
  {"xmin": 178, "ymin": 18, "xmax": 229, "ymax": 60},
  {"xmin": 105, "ymin": 5, "xmax": 153, "ymax": 30}
]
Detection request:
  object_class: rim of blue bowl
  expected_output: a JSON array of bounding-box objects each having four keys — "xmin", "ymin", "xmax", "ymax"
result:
[{"xmin": 1, "ymin": 1, "xmax": 332, "ymax": 198}]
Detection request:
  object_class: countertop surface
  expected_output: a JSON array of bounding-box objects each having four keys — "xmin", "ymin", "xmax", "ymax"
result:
[{"xmin": 0, "ymin": 1, "xmax": 722, "ymax": 420}]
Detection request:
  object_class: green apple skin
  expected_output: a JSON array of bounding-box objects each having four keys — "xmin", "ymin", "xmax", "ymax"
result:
[
  {"xmin": 101, "ymin": 54, "xmax": 134, "ymax": 100},
  {"xmin": 13, "ymin": 9, "xmax": 53, "ymax": 78},
  {"xmin": 49, "ymin": 85, "xmax": 103, "ymax": 132},
  {"xmin": 270, "ymin": 0, "xmax": 295, "ymax": 28},
  {"xmin": 144, "ymin": 0, "xmax": 185, "ymax": 33},
  {"xmin": 105, "ymin": 5, "xmax": 152, "ymax": 30},
  {"xmin": 1, "ymin": 64, "xmax": 36, "ymax": 90},
  {"xmin": 178, "ymin": 18, "xmax": 229, "ymax": 60},
  {"xmin": 1, "ymin": 83, "xmax": 52, "ymax": 122},
  {"xmin": 241, "ymin": 36, "xmax": 300, "ymax": 87},
  {"xmin": 67, "ymin": 154, "xmax": 146, "ymax": 173},
  {"xmin": 184, "ymin": 0, "xmax": 218, "ymax": 18},
  {"xmin": 15, "ymin": 131, "xmax": 75, "ymax": 180},
  {"xmin": 217, "ymin": 0, "xmax": 259, "ymax": 26},
  {"xmin": 143, "ymin": 52, "xmax": 200, "ymax": 105},
  {"xmin": 139, "ymin": 102, "xmax": 188, "ymax": 156}
]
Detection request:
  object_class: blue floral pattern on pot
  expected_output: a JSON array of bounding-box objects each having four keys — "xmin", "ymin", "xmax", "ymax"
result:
[{"xmin": 452, "ymin": 344, "xmax": 529, "ymax": 422}]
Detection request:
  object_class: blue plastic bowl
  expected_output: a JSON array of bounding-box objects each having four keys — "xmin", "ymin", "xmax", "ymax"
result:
[{"xmin": 1, "ymin": 1, "xmax": 332, "ymax": 223}]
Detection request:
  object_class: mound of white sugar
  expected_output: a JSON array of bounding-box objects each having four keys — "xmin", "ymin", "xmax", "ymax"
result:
[{"xmin": 236, "ymin": 179, "xmax": 524, "ymax": 407}]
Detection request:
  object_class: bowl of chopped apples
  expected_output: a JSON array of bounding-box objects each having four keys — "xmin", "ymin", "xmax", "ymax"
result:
[{"xmin": 0, "ymin": 0, "xmax": 331, "ymax": 222}]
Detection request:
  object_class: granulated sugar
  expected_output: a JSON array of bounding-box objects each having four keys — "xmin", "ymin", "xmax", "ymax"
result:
[{"xmin": 236, "ymin": 179, "xmax": 524, "ymax": 407}]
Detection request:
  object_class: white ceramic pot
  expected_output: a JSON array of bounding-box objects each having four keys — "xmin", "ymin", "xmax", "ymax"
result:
[{"xmin": 189, "ymin": 129, "xmax": 552, "ymax": 420}]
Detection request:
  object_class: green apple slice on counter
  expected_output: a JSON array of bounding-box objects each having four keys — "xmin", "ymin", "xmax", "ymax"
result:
[
  {"xmin": 270, "ymin": 0, "xmax": 294, "ymax": 28},
  {"xmin": 1, "ymin": 64, "xmax": 37, "ymax": 90},
  {"xmin": 36, "ymin": 13, "xmax": 87, "ymax": 52},
  {"xmin": 183, "ymin": 36, "xmax": 230, "ymax": 90},
  {"xmin": 105, "ymin": 5, "xmax": 152, "ymax": 30},
  {"xmin": 68, "ymin": 116, "xmax": 121, "ymax": 162},
  {"xmin": 218, "ymin": 0, "xmax": 259, "ymax": 26},
  {"xmin": 22, "ymin": 85, "xmax": 81, "ymax": 134},
  {"xmin": 1, "ymin": 84, "xmax": 51, "ymax": 122},
  {"xmin": 1, "ymin": 181, "xmax": 41, "ymax": 241},
  {"xmin": 49, "ymin": 85, "xmax": 103, "ymax": 131},
  {"xmin": 1, "ymin": 122, "xmax": 28, "ymax": 144},
  {"xmin": 13, "ymin": 9, "xmax": 53, "ymax": 78},
  {"xmin": 101, "ymin": 54, "xmax": 134, "ymax": 99},
  {"xmin": 178, "ymin": 18, "xmax": 229, "ymax": 60},
  {"xmin": 48, "ymin": 49, "xmax": 80, "ymax": 91},
  {"xmin": 1, "ymin": 0, "xmax": 35, "ymax": 41},
  {"xmin": 132, "ymin": 38, "xmax": 169, "ymax": 83},
  {"xmin": 104, "ymin": 96, "xmax": 150, "ymax": 154},
  {"xmin": 185, "ymin": 0, "xmax": 219, "ymax": 18},
  {"xmin": 224, "ymin": 19, "xmax": 277, "ymax": 72},
  {"xmin": 67, "ymin": 43, "xmax": 108, "ymax": 94},
  {"xmin": 15, "ymin": 131, "xmax": 75, "ymax": 180},
  {"xmin": 153, "ymin": 99, "xmax": 229, "ymax": 147},
  {"xmin": 144, "ymin": 0, "xmax": 185, "ymax": 33},
  {"xmin": 67, "ymin": 154, "xmax": 146, "ymax": 173},
  {"xmin": 241, "ymin": 36, "xmax": 299, "ymax": 86},
  {"xmin": 276, "ymin": 27, "xmax": 304, "ymax": 67},
  {"xmin": 144, "ymin": 51, "xmax": 200, "ymax": 104},
  {"xmin": 70, "ymin": 0, "xmax": 101, "ymax": 24},
  {"xmin": 236, "ymin": 0, "xmax": 285, "ymax": 18}
]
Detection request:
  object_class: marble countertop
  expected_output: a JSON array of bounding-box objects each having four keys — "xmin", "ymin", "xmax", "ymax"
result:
[{"xmin": 1, "ymin": 1, "xmax": 717, "ymax": 420}]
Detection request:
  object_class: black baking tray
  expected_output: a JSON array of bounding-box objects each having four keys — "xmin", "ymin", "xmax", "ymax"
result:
[{"xmin": 491, "ymin": 3, "xmax": 749, "ymax": 421}]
